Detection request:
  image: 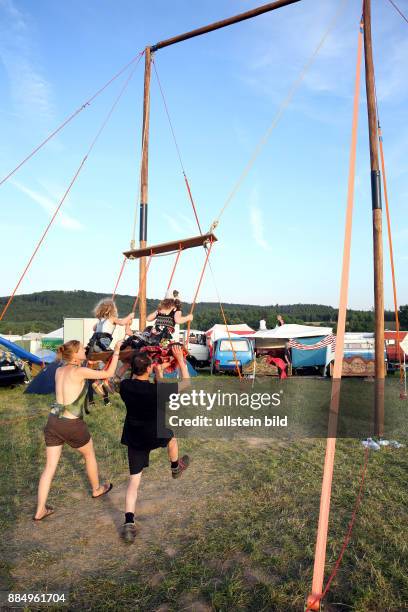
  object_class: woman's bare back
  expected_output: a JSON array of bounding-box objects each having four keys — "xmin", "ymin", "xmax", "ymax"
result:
[{"xmin": 55, "ymin": 366, "xmax": 85, "ymax": 408}]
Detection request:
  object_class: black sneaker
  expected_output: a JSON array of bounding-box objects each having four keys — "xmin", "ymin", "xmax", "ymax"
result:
[
  {"xmin": 103, "ymin": 398, "xmax": 112, "ymax": 407},
  {"xmin": 171, "ymin": 455, "xmax": 190, "ymax": 479},
  {"xmin": 122, "ymin": 522, "xmax": 137, "ymax": 543}
]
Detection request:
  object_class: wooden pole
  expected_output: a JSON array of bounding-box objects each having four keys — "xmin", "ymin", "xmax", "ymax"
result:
[
  {"xmin": 363, "ymin": 0, "xmax": 385, "ymax": 436},
  {"xmin": 151, "ymin": 0, "xmax": 300, "ymax": 51},
  {"xmin": 138, "ymin": 46, "xmax": 152, "ymax": 331}
]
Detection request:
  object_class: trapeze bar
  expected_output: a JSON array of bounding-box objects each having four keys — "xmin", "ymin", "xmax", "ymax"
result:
[{"xmin": 123, "ymin": 232, "xmax": 217, "ymax": 259}]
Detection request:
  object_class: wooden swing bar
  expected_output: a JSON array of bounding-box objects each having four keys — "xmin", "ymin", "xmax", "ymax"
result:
[{"xmin": 123, "ymin": 232, "xmax": 217, "ymax": 260}]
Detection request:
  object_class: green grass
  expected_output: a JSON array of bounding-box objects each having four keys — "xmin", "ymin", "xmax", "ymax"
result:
[{"xmin": 0, "ymin": 382, "xmax": 407, "ymax": 611}]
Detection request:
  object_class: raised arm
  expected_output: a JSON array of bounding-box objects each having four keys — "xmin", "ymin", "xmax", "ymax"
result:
[
  {"xmin": 174, "ymin": 311, "xmax": 193, "ymax": 325},
  {"xmin": 113, "ymin": 312, "xmax": 135, "ymax": 326},
  {"xmin": 76, "ymin": 341, "xmax": 122, "ymax": 380},
  {"xmin": 146, "ymin": 310, "xmax": 158, "ymax": 322}
]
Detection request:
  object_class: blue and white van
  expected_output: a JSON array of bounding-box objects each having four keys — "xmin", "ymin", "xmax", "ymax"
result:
[{"xmin": 211, "ymin": 337, "xmax": 255, "ymax": 374}]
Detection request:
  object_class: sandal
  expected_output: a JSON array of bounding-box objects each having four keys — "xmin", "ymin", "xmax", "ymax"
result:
[
  {"xmin": 92, "ymin": 483, "xmax": 113, "ymax": 498},
  {"xmin": 33, "ymin": 505, "xmax": 54, "ymax": 521}
]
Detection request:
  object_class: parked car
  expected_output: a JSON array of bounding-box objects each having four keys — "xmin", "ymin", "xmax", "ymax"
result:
[
  {"xmin": 179, "ymin": 329, "xmax": 210, "ymax": 370},
  {"xmin": 0, "ymin": 351, "xmax": 26, "ymax": 386},
  {"xmin": 211, "ymin": 337, "xmax": 255, "ymax": 375},
  {"xmin": 385, "ymin": 330, "xmax": 408, "ymax": 372}
]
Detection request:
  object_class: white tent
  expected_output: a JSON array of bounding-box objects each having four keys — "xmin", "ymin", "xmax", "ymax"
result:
[
  {"xmin": 253, "ymin": 324, "xmax": 333, "ymax": 339},
  {"xmin": 22, "ymin": 332, "xmax": 44, "ymax": 340},
  {"xmin": 206, "ymin": 323, "xmax": 255, "ymax": 344},
  {"xmin": 43, "ymin": 328, "xmax": 63, "ymax": 338}
]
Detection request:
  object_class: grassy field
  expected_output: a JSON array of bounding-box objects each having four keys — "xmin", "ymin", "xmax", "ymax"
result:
[{"xmin": 0, "ymin": 380, "xmax": 407, "ymax": 611}]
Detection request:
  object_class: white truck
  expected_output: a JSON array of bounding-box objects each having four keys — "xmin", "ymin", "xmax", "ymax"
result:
[{"xmin": 178, "ymin": 329, "xmax": 210, "ymax": 370}]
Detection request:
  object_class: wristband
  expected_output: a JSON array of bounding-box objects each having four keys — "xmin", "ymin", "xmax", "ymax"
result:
[{"xmin": 113, "ymin": 352, "xmax": 120, "ymax": 356}]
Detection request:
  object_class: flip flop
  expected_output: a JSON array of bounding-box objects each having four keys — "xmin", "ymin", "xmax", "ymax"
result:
[
  {"xmin": 92, "ymin": 483, "xmax": 113, "ymax": 499},
  {"xmin": 33, "ymin": 505, "xmax": 54, "ymax": 521}
]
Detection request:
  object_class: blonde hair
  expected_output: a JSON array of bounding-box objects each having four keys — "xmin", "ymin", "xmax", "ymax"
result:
[
  {"xmin": 94, "ymin": 298, "xmax": 118, "ymax": 320},
  {"xmin": 57, "ymin": 340, "xmax": 81, "ymax": 362}
]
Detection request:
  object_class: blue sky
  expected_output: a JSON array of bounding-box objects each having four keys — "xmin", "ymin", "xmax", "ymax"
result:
[{"xmin": 0, "ymin": 0, "xmax": 407, "ymax": 311}]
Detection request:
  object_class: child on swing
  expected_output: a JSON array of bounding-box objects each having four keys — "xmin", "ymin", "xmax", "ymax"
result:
[
  {"xmin": 88, "ymin": 298, "xmax": 134, "ymax": 353},
  {"xmin": 87, "ymin": 299, "xmax": 134, "ymax": 404},
  {"xmin": 123, "ymin": 290, "xmax": 193, "ymax": 349},
  {"xmin": 146, "ymin": 290, "xmax": 193, "ymax": 342}
]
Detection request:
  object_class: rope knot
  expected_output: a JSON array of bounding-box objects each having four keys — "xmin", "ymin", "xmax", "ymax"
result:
[{"xmin": 209, "ymin": 220, "xmax": 219, "ymax": 233}]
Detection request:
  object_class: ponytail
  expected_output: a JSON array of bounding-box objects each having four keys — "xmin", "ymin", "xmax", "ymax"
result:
[{"xmin": 57, "ymin": 340, "xmax": 81, "ymax": 362}]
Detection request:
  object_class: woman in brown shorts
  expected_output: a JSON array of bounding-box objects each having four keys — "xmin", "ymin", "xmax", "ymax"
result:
[{"xmin": 34, "ymin": 339, "xmax": 122, "ymax": 520}]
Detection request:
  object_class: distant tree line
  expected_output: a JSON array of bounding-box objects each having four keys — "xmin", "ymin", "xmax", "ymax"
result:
[{"xmin": 0, "ymin": 290, "xmax": 405, "ymax": 335}]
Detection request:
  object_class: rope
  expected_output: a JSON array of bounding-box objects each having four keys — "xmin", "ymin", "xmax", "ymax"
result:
[
  {"xmin": 372, "ymin": 78, "xmax": 404, "ymax": 384},
  {"xmin": 378, "ymin": 127, "xmax": 404, "ymax": 381},
  {"xmin": 0, "ymin": 57, "xmax": 143, "ymax": 323},
  {"xmin": 386, "ymin": 0, "xmax": 408, "ymax": 25},
  {"xmin": 132, "ymin": 251, "xmax": 153, "ymax": 313},
  {"xmin": 306, "ymin": 447, "xmax": 369, "ymax": 611},
  {"xmin": 112, "ymin": 257, "xmax": 127, "ymax": 299},
  {"xmin": 166, "ymin": 246, "xmax": 182, "ymax": 292},
  {"xmin": 149, "ymin": 60, "xmax": 244, "ymax": 376},
  {"xmin": 207, "ymin": 259, "xmax": 243, "ymax": 380},
  {"xmin": 308, "ymin": 13, "xmax": 363, "ymax": 608},
  {"xmin": 185, "ymin": 241, "xmax": 213, "ymax": 342},
  {"xmin": 152, "ymin": 57, "xmax": 203, "ymax": 235},
  {"xmin": 210, "ymin": 0, "xmax": 349, "ymax": 230},
  {"xmin": 0, "ymin": 51, "xmax": 144, "ymax": 188}
]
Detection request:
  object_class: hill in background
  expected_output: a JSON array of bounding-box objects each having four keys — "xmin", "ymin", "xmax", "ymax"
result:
[{"xmin": 0, "ymin": 290, "xmax": 404, "ymax": 335}]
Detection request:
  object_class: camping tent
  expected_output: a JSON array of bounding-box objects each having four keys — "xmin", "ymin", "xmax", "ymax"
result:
[
  {"xmin": 253, "ymin": 324, "xmax": 334, "ymax": 374},
  {"xmin": 42, "ymin": 328, "xmax": 63, "ymax": 349},
  {"xmin": 25, "ymin": 361, "xmax": 62, "ymax": 394},
  {"xmin": 206, "ymin": 324, "xmax": 255, "ymax": 345},
  {"xmin": 0, "ymin": 335, "xmax": 54, "ymax": 365},
  {"xmin": 253, "ymin": 324, "xmax": 333, "ymax": 339}
]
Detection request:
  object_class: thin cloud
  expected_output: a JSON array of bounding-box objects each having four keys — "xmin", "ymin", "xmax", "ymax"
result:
[
  {"xmin": 11, "ymin": 180, "xmax": 83, "ymax": 231},
  {"xmin": 0, "ymin": 0, "xmax": 54, "ymax": 120},
  {"xmin": 163, "ymin": 213, "xmax": 184, "ymax": 235},
  {"xmin": 249, "ymin": 188, "xmax": 271, "ymax": 252},
  {"xmin": 163, "ymin": 212, "xmax": 198, "ymax": 236}
]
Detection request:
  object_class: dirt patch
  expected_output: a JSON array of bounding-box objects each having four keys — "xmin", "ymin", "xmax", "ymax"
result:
[{"xmin": 2, "ymin": 460, "xmax": 211, "ymax": 593}]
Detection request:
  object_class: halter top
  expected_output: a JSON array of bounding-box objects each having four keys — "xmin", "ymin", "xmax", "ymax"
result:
[
  {"xmin": 95, "ymin": 318, "xmax": 115, "ymax": 335},
  {"xmin": 50, "ymin": 383, "xmax": 89, "ymax": 419},
  {"xmin": 154, "ymin": 308, "xmax": 177, "ymax": 334}
]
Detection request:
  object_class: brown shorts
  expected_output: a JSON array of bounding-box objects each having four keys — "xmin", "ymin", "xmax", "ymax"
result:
[{"xmin": 44, "ymin": 414, "xmax": 91, "ymax": 449}]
